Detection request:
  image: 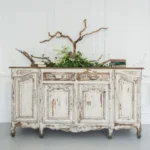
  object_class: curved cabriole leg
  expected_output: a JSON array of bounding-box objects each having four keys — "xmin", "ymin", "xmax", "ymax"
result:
[
  {"xmin": 11, "ymin": 122, "xmax": 22, "ymax": 137},
  {"xmin": 39, "ymin": 128, "xmax": 44, "ymax": 138},
  {"xmin": 11, "ymin": 130, "xmax": 16, "ymax": 137},
  {"xmin": 137, "ymin": 127, "xmax": 142, "ymax": 139},
  {"xmin": 108, "ymin": 129, "xmax": 113, "ymax": 139},
  {"xmin": 11, "ymin": 124, "xmax": 16, "ymax": 137}
]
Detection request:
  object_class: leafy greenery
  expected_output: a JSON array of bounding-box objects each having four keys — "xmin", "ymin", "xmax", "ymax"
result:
[
  {"xmin": 45, "ymin": 46, "xmax": 106, "ymax": 68},
  {"xmin": 45, "ymin": 61, "xmax": 56, "ymax": 67}
]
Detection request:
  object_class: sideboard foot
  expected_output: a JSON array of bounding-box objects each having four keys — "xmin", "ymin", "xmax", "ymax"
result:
[
  {"xmin": 137, "ymin": 130, "xmax": 141, "ymax": 139},
  {"xmin": 108, "ymin": 135, "xmax": 112, "ymax": 139},
  {"xmin": 11, "ymin": 124, "xmax": 16, "ymax": 137},
  {"xmin": 137, "ymin": 134, "xmax": 141, "ymax": 139},
  {"xmin": 108, "ymin": 129, "xmax": 113, "ymax": 139},
  {"xmin": 137, "ymin": 127, "xmax": 142, "ymax": 139},
  {"xmin": 39, "ymin": 134, "xmax": 44, "ymax": 138},
  {"xmin": 39, "ymin": 129, "xmax": 44, "ymax": 138},
  {"xmin": 11, "ymin": 132, "xmax": 15, "ymax": 137}
]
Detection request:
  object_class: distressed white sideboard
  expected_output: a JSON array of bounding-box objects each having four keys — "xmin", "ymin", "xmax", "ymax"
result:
[{"xmin": 10, "ymin": 67, "xmax": 143, "ymax": 139}]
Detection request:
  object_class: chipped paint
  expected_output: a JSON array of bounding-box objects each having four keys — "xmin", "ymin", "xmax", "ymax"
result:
[
  {"xmin": 52, "ymin": 99, "xmax": 56, "ymax": 117},
  {"xmin": 11, "ymin": 68, "xmax": 142, "ymax": 138}
]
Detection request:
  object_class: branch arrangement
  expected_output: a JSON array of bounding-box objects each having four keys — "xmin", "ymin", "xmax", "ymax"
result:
[
  {"xmin": 16, "ymin": 48, "xmax": 34, "ymax": 63},
  {"xmin": 16, "ymin": 48, "xmax": 51, "ymax": 64},
  {"xmin": 31, "ymin": 55, "xmax": 51, "ymax": 62},
  {"xmin": 16, "ymin": 19, "xmax": 108, "ymax": 67},
  {"xmin": 40, "ymin": 19, "xmax": 108, "ymax": 59}
]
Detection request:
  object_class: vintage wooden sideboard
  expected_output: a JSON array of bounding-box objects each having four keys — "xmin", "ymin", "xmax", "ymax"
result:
[{"xmin": 10, "ymin": 67, "xmax": 143, "ymax": 139}]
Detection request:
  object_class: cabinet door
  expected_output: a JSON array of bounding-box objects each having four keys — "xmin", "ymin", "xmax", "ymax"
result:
[
  {"xmin": 43, "ymin": 84, "xmax": 74, "ymax": 124},
  {"xmin": 115, "ymin": 70, "xmax": 141, "ymax": 124},
  {"xmin": 13, "ymin": 70, "xmax": 39, "ymax": 122},
  {"xmin": 78, "ymin": 84, "xmax": 110, "ymax": 124}
]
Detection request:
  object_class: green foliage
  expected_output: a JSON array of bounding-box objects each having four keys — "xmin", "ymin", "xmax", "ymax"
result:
[
  {"xmin": 45, "ymin": 61, "xmax": 56, "ymax": 67},
  {"xmin": 54, "ymin": 46, "xmax": 71, "ymax": 58},
  {"xmin": 46, "ymin": 46, "xmax": 106, "ymax": 68}
]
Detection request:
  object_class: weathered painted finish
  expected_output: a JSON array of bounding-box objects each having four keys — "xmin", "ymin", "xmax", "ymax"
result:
[
  {"xmin": 43, "ymin": 84, "xmax": 74, "ymax": 124},
  {"xmin": 78, "ymin": 84, "xmax": 109, "ymax": 124},
  {"xmin": 10, "ymin": 68, "xmax": 142, "ymax": 138}
]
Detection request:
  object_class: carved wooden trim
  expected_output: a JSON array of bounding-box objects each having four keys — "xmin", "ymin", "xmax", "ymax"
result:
[
  {"xmin": 13, "ymin": 71, "xmax": 39, "ymax": 122},
  {"xmin": 43, "ymin": 72, "xmax": 75, "ymax": 81},
  {"xmin": 12, "ymin": 70, "xmax": 33, "ymax": 76},
  {"xmin": 11, "ymin": 121, "xmax": 39, "ymax": 130},
  {"xmin": 77, "ymin": 71, "xmax": 110, "ymax": 81},
  {"xmin": 43, "ymin": 124, "xmax": 108, "ymax": 133},
  {"xmin": 115, "ymin": 71, "xmax": 140, "ymax": 124}
]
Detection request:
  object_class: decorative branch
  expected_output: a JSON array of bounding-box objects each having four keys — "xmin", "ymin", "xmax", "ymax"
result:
[
  {"xmin": 16, "ymin": 48, "xmax": 52, "ymax": 65},
  {"xmin": 31, "ymin": 55, "xmax": 51, "ymax": 62},
  {"xmin": 90, "ymin": 55, "xmax": 103, "ymax": 62},
  {"xmin": 97, "ymin": 55, "xmax": 103, "ymax": 62},
  {"xmin": 79, "ymin": 19, "xmax": 87, "ymax": 37},
  {"xmin": 75, "ymin": 27, "xmax": 108, "ymax": 44},
  {"xmin": 83, "ymin": 27, "xmax": 108, "ymax": 38},
  {"xmin": 16, "ymin": 48, "xmax": 34, "ymax": 64},
  {"xmin": 40, "ymin": 31, "xmax": 61, "ymax": 43},
  {"xmin": 40, "ymin": 19, "xmax": 108, "ymax": 59},
  {"xmin": 56, "ymin": 32, "xmax": 74, "ymax": 44}
]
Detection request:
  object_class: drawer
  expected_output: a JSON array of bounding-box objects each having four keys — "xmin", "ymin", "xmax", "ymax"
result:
[
  {"xmin": 77, "ymin": 71, "xmax": 110, "ymax": 81},
  {"xmin": 43, "ymin": 72, "xmax": 75, "ymax": 81}
]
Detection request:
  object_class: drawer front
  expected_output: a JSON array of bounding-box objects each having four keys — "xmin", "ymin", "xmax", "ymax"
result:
[
  {"xmin": 43, "ymin": 72, "xmax": 75, "ymax": 81},
  {"xmin": 77, "ymin": 71, "xmax": 110, "ymax": 81}
]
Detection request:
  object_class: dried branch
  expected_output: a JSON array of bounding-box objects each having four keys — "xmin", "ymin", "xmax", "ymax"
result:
[
  {"xmin": 75, "ymin": 27, "xmax": 108, "ymax": 44},
  {"xmin": 40, "ymin": 31, "xmax": 61, "ymax": 43},
  {"xmin": 79, "ymin": 19, "xmax": 87, "ymax": 37},
  {"xmin": 90, "ymin": 55, "xmax": 103, "ymax": 62},
  {"xmin": 82, "ymin": 27, "xmax": 108, "ymax": 38},
  {"xmin": 16, "ymin": 48, "xmax": 34, "ymax": 64},
  {"xmin": 31, "ymin": 55, "xmax": 51, "ymax": 62},
  {"xmin": 40, "ymin": 31, "xmax": 74, "ymax": 45},
  {"xmin": 97, "ymin": 55, "xmax": 103, "ymax": 62},
  {"xmin": 40, "ymin": 19, "xmax": 108, "ymax": 59},
  {"xmin": 56, "ymin": 32, "xmax": 74, "ymax": 44}
]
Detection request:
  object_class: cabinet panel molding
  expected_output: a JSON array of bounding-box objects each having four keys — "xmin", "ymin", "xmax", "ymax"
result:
[
  {"xmin": 115, "ymin": 70, "xmax": 140, "ymax": 124},
  {"xmin": 12, "ymin": 70, "xmax": 39, "ymax": 123},
  {"xmin": 43, "ymin": 83, "xmax": 74, "ymax": 124},
  {"xmin": 78, "ymin": 84, "xmax": 110, "ymax": 124}
]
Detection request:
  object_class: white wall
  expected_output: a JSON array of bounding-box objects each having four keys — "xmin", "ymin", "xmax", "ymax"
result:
[{"xmin": 0, "ymin": 0, "xmax": 150, "ymax": 123}]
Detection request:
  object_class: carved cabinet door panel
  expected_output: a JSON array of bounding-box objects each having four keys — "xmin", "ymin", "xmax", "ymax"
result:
[
  {"xmin": 43, "ymin": 84, "xmax": 74, "ymax": 124},
  {"xmin": 78, "ymin": 84, "xmax": 110, "ymax": 124},
  {"xmin": 115, "ymin": 70, "xmax": 141, "ymax": 124},
  {"xmin": 12, "ymin": 71, "xmax": 39, "ymax": 122}
]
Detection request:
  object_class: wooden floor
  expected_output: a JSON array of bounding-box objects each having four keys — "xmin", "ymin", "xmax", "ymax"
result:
[{"xmin": 0, "ymin": 123, "xmax": 149, "ymax": 150}]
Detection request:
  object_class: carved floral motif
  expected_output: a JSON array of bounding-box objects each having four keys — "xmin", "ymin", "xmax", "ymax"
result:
[
  {"xmin": 77, "ymin": 72, "xmax": 110, "ymax": 81},
  {"xmin": 43, "ymin": 72, "xmax": 75, "ymax": 81},
  {"xmin": 12, "ymin": 69, "xmax": 39, "ymax": 77}
]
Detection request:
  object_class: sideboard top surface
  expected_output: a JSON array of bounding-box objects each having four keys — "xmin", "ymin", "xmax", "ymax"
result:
[{"xmin": 9, "ymin": 66, "xmax": 144, "ymax": 69}]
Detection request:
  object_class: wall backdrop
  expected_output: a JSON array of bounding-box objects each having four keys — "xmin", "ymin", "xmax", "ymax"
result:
[{"xmin": 0, "ymin": 0, "xmax": 150, "ymax": 123}]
